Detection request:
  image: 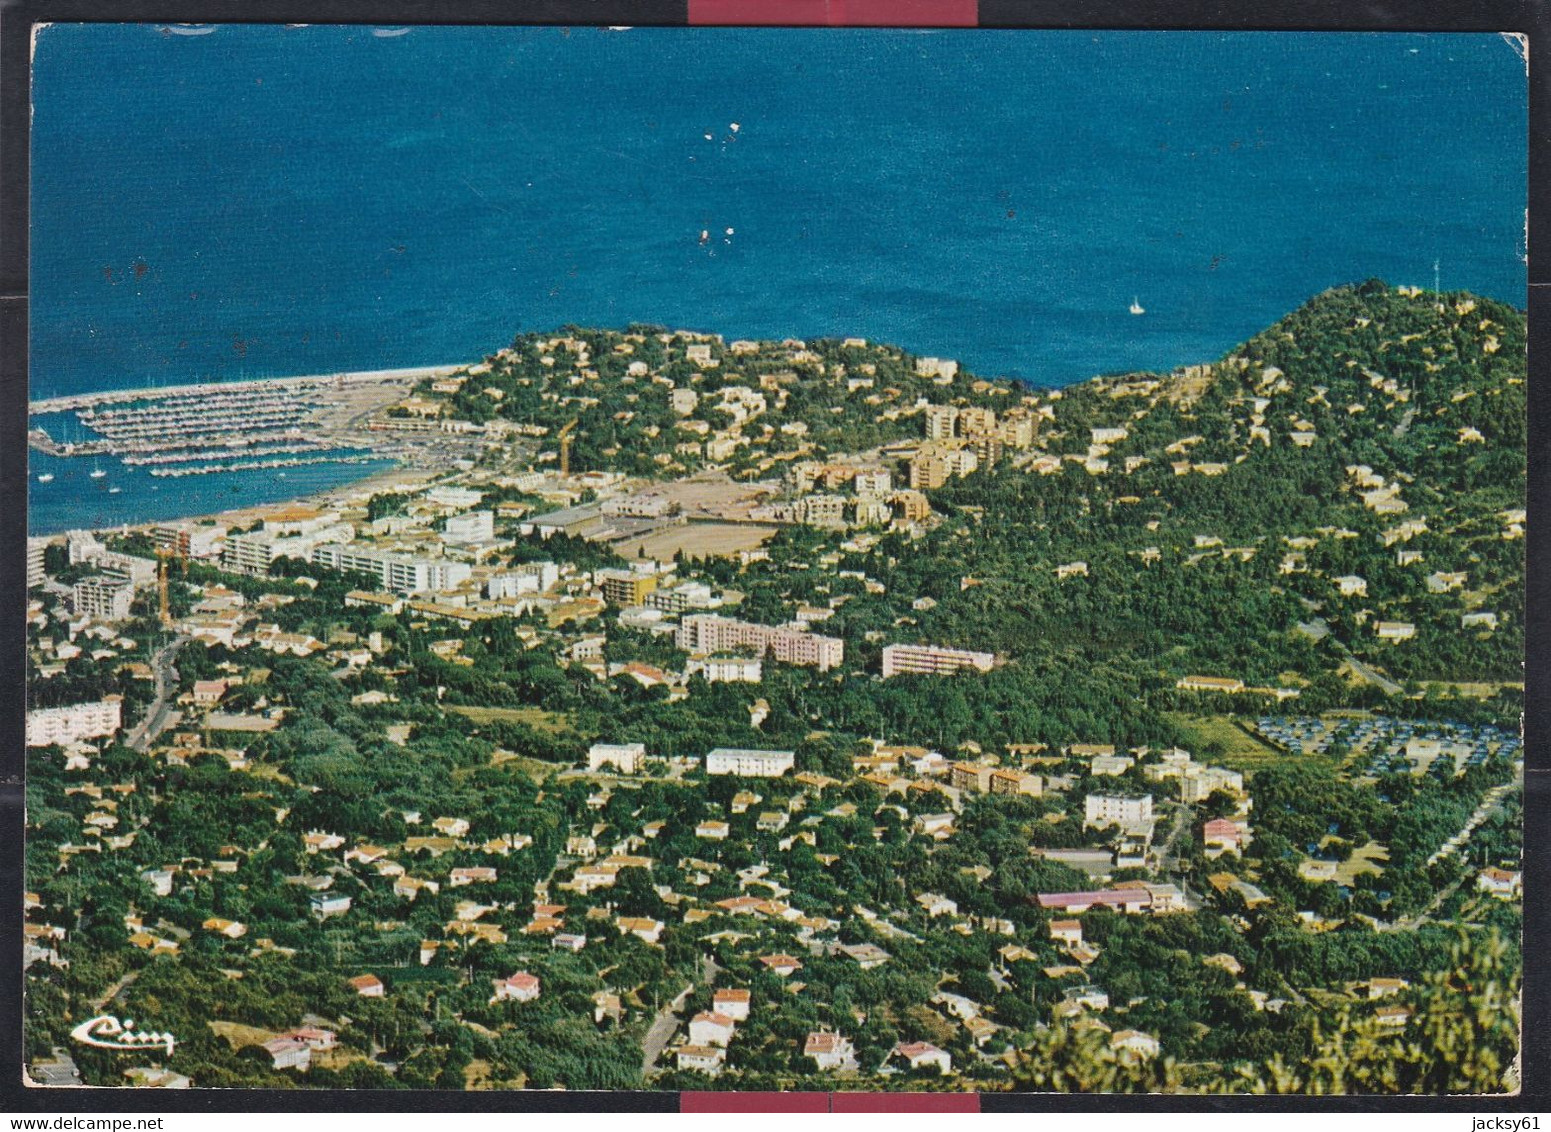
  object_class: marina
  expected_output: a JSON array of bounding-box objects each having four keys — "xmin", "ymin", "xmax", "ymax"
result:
[
  {"xmin": 147, "ymin": 453, "xmax": 377, "ymax": 478},
  {"xmin": 26, "ymin": 365, "xmax": 461, "ymax": 488},
  {"xmin": 26, "ymin": 363, "xmax": 474, "ymax": 535}
]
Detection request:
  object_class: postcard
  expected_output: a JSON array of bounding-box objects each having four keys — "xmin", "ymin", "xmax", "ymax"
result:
[{"xmin": 21, "ymin": 23, "xmax": 1527, "ymax": 1098}]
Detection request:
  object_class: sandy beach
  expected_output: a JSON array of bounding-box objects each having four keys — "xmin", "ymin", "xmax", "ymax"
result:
[{"xmin": 100, "ymin": 462, "xmax": 445, "ymax": 539}]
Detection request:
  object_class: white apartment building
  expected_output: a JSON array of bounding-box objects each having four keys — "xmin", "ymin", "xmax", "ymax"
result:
[
  {"xmin": 73, "ymin": 576, "xmax": 135, "ymax": 621},
  {"xmin": 1084, "ymin": 793, "xmax": 1154, "ymax": 829},
  {"xmin": 221, "ymin": 531, "xmax": 289, "ymax": 576},
  {"xmin": 676, "ymin": 614, "xmax": 843, "ymax": 671},
  {"xmin": 924, "ymin": 405, "xmax": 959, "ymax": 440},
  {"xmin": 486, "ymin": 573, "xmax": 541, "ymax": 599},
  {"xmin": 588, "ymin": 742, "xmax": 647, "ymax": 774},
  {"xmin": 798, "ymin": 495, "xmax": 848, "ymax": 527},
  {"xmin": 152, "ymin": 523, "xmax": 227, "ymax": 561},
  {"xmin": 66, "ymin": 534, "xmax": 157, "ymax": 587},
  {"xmin": 310, "ymin": 544, "xmax": 471, "ymax": 595},
  {"xmin": 27, "ymin": 538, "xmax": 47, "ymax": 589},
  {"xmin": 1180, "ymin": 765, "xmax": 1244, "ymax": 803},
  {"xmin": 443, "ymin": 510, "xmax": 495, "ymax": 544},
  {"xmin": 881, "ymin": 643, "xmax": 995, "ymax": 678},
  {"xmin": 485, "ymin": 561, "xmax": 560, "ymax": 599},
  {"xmin": 705, "ymin": 748, "xmax": 796, "ymax": 778},
  {"xmin": 26, "ymin": 697, "xmax": 123, "ymax": 747},
  {"xmin": 66, "ymin": 530, "xmax": 106, "ymax": 565},
  {"xmin": 426, "ymin": 486, "xmax": 485, "ymax": 508},
  {"xmin": 648, "ymin": 581, "xmax": 719, "ymax": 614},
  {"xmin": 686, "ymin": 655, "xmax": 764, "ymax": 683},
  {"xmin": 853, "ymin": 470, "xmax": 892, "ymax": 497},
  {"xmin": 958, "ymin": 406, "xmax": 997, "ymax": 436}
]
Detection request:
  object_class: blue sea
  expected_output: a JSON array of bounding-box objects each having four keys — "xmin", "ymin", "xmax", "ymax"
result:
[{"xmin": 28, "ymin": 26, "xmax": 1528, "ymax": 532}]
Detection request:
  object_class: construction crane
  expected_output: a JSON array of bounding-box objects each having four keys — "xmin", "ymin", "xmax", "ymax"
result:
[
  {"xmin": 557, "ymin": 419, "xmax": 579, "ymax": 476},
  {"xmin": 154, "ymin": 542, "xmax": 186, "ymax": 628},
  {"xmin": 155, "ymin": 547, "xmax": 174, "ymax": 628}
]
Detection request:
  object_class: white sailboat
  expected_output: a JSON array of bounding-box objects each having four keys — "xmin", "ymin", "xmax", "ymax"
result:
[
  {"xmin": 90, "ymin": 464, "xmax": 107, "ymax": 479},
  {"xmin": 1129, "ymin": 297, "xmax": 1146, "ymax": 316},
  {"xmin": 37, "ymin": 473, "xmax": 54, "ymax": 483}
]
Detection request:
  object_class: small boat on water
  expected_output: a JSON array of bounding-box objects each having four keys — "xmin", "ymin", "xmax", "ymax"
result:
[
  {"xmin": 108, "ymin": 486, "xmax": 122, "ymax": 494},
  {"xmin": 36, "ymin": 473, "xmax": 54, "ymax": 483},
  {"xmin": 90, "ymin": 466, "xmax": 107, "ymax": 479},
  {"xmin": 1129, "ymin": 298, "xmax": 1146, "ymax": 315}
]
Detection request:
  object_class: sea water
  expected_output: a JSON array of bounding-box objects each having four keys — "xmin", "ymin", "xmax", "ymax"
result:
[{"xmin": 28, "ymin": 26, "xmax": 1528, "ymax": 532}]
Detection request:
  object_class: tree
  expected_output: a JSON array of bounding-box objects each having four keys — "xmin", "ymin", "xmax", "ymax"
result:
[{"xmin": 1008, "ymin": 930, "xmax": 1519, "ymax": 1095}]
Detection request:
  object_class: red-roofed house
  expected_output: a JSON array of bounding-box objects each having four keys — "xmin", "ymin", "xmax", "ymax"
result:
[
  {"xmin": 616, "ymin": 916, "xmax": 664, "ymax": 944},
  {"xmin": 759, "ymin": 953, "xmax": 803, "ymax": 977},
  {"xmin": 1477, "ymin": 867, "xmax": 1521, "ymax": 900},
  {"xmin": 1111, "ymin": 1030, "xmax": 1160, "ymax": 1059},
  {"xmin": 1048, "ymin": 919, "xmax": 1083, "ymax": 947},
  {"xmin": 1202, "ymin": 818, "xmax": 1247, "ymax": 857},
  {"xmin": 688, "ymin": 1011, "xmax": 736, "ymax": 1047},
  {"xmin": 1366, "ymin": 977, "xmax": 1408, "ymax": 1000},
  {"xmin": 892, "ymin": 1041, "xmax": 952, "ymax": 1075},
  {"xmin": 348, "ymin": 973, "xmax": 385, "ymax": 997},
  {"xmin": 676, "ymin": 1044, "xmax": 726, "ymax": 1075},
  {"xmin": 284, "ymin": 1027, "xmax": 337, "ymax": 1051},
  {"xmin": 192, "ymin": 679, "xmax": 229, "ymax": 706},
  {"xmin": 490, "ymin": 971, "xmax": 541, "ymax": 1003},
  {"xmin": 262, "ymin": 1037, "xmax": 311, "ymax": 1071},
  {"xmin": 804, "ymin": 1031, "xmax": 854, "ymax": 1071},
  {"xmin": 712, "ymin": 988, "xmax": 751, "ymax": 1021}
]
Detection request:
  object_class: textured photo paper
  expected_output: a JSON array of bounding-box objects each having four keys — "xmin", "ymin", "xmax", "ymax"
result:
[{"xmin": 22, "ymin": 25, "xmax": 1527, "ymax": 1096}]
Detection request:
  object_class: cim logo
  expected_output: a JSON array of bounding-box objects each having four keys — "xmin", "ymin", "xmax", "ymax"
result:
[{"xmin": 69, "ymin": 1015, "xmax": 177, "ymax": 1057}]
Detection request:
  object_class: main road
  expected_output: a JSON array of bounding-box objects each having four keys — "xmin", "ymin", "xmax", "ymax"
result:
[{"xmin": 126, "ymin": 635, "xmax": 189, "ymax": 752}]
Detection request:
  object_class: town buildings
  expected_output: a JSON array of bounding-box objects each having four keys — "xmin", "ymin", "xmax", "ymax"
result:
[
  {"xmin": 705, "ymin": 748, "xmax": 796, "ymax": 778},
  {"xmin": 72, "ymin": 575, "xmax": 135, "ymax": 621},
  {"xmin": 805, "ymin": 1031, "xmax": 855, "ymax": 1071},
  {"xmin": 676, "ymin": 614, "xmax": 843, "ymax": 671},
  {"xmin": 1083, "ymin": 794, "xmax": 1154, "ymax": 830},
  {"xmin": 25, "ymin": 697, "xmax": 123, "ymax": 747},
  {"xmin": 880, "ymin": 643, "xmax": 995, "ymax": 678},
  {"xmin": 588, "ymin": 742, "xmax": 647, "ymax": 774}
]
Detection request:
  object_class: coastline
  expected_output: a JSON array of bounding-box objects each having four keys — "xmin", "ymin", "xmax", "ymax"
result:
[
  {"xmin": 156, "ymin": 461, "xmax": 441, "ymax": 534},
  {"xmin": 28, "ymin": 460, "xmax": 437, "ymax": 541}
]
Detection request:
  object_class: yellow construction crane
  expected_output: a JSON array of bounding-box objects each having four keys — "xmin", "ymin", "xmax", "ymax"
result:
[
  {"xmin": 557, "ymin": 419, "xmax": 579, "ymax": 476},
  {"xmin": 155, "ymin": 547, "xmax": 174, "ymax": 628}
]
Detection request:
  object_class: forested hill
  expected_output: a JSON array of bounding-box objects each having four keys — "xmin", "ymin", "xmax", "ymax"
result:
[
  {"xmin": 418, "ymin": 281, "xmax": 1524, "ymax": 707},
  {"xmin": 872, "ymin": 281, "xmax": 1526, "ymax": 704},
  {"xmin": 1055, "ymin": 279, "xmax": 1525, "ymax": 496},
  {"xmin": 1223, "ymin": 280, "xmax": 1525, "ymax": 491}
]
